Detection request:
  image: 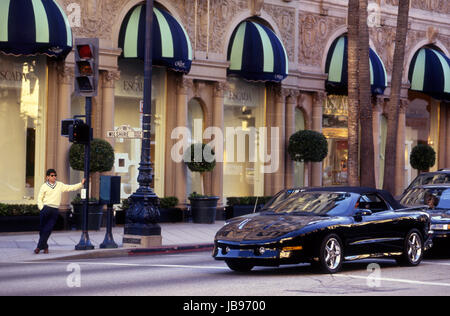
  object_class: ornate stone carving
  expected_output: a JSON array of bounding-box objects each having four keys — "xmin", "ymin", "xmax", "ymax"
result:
[
  {"xmin": 58, "ymin": 0, "xmax": 129, "ymax": 39},
  {"xmin": 382, "ymin": 0, "xmax": 449, "ymax": 14},
  {"xmin": 263, "ymin": 3, "xmax": 296, "ymax": 62},
  {"xmin": 213, "ymin": 81, "xmax": 229, "ymax": 98},
  {"xmin": 57, "ymin": 65, "xmax": 74, "ymax": 85},
  {"xmin": 298, "ymin": 13, "xmax": 346, "ymax": 67},
  {"xmin": 176, "ymin": 76, "xmax": 194, "ymax": 95},
  {"xmin": 427, "ymin": 26, "xmax": 439, "ymax": 44},
  {"xmin": 102, "ymin": 70, "xmax": 121, "ymax": 89},
  {"xmin": 313, "ymin": 91, "xmax": 327, "ymax": 108},
  {"xmin": 249, "ymin": 0, "xmax": 264, "ymax": 16},
  {"xmin": 370, "ymin": 26, "xmax": 396, "ymax": 74},
  {"xmin": 207, "ymin": 0, "xmax": 248, "ymax": 54}
]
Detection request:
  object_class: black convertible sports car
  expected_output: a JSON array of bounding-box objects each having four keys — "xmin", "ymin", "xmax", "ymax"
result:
[{"xmin": 213, "ymin": 187, "xmax": 432, "ymax": 273}]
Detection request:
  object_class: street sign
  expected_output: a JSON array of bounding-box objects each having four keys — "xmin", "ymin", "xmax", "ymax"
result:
[{"xmin": 107, "ymin": 125, "xmax": 143, "ymax": 139}]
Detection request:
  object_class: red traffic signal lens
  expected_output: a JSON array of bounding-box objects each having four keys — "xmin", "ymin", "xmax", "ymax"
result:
[{"xmin": 77, "ymin": 45, "xmax": 93, "ymax": 59}]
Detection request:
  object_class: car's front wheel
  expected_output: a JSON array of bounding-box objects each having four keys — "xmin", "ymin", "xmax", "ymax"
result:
[
  {"xmin": 397, "ymin": 229, "xmax": 424, "ymax": 266},
  {"xmin": 225, "ymin": 260, "xmax": 254, "ymax": 272},
  {"xmin": 317, "ymin": 234, "xmax": 344, "ymax": 274}
]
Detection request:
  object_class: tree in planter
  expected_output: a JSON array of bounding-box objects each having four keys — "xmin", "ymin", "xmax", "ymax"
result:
[
  {"xmin": 69, "ymin": 138, "xmax": 115, "ymax": 230},
  {"xmin": 184, "ymin": 143, "xmax": 219, "ymax": 223},
  {"xmin": 288, "ymin": 130, "xmax": 328, "ymax": 186},
  {"xmin": 69, "ymin": 138, "xmax": 115, "ymax": 174},
  {"xmin": 184, "ymin": 143, "xmax": 216, "ymax": 195},
  {"xmin": 410, "ymin": 144, "xmax": 436, "ymax": 173},
  {"xmin": 288, "ymin": 130, "xmax": 328, "ymax": 162}
]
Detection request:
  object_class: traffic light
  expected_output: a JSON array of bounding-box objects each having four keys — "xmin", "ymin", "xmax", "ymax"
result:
[
  {"xmin": 69, "ymin": 119, "xmax": 91, "ymax": 144},
  {"xmin": 74, "ymin": 38, "xmax": 99, "ymax": 97}
]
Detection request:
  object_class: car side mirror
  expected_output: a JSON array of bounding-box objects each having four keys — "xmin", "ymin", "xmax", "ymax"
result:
[{"xmin": 354, "ymin": 209, "xmax": 373, "ymax": 221}]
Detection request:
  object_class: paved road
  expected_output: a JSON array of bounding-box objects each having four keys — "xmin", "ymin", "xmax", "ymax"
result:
[{"xmin": 1, "ymin": 251, "xmax": 449, "ymax": 297}]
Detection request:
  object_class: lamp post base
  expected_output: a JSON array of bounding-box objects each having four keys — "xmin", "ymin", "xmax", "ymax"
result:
[
  {"xmin": 123, "ymin": 234, "xmax": 162, "ymax": 248},
  {"xmin": 75, "ymin": 232, "xmax": 95, "ymax": 250}
]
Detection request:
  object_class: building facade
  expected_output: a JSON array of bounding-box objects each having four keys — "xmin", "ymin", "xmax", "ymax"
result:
[{"xmin": 1, "ymin": 0, "xmax": 449, "ymax": 213}]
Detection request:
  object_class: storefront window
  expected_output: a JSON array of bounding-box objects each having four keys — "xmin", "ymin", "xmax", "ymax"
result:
[
  {"xmin": 113, "ymin": 59, "xmax": 166, "ymax": 198},
  {"xmin": 187, "ymin": 98, "xmax": 204, "ymax": 195},
  {"xmin": 0, "ymin": 55, "xmax": 47, "ymax": 203},
  {"xmin": 322, "ymin": 95, "xmax": 349, "ymax": 186},
  {"xmin": 406, "ymin": 98, "xmax": 432, "ymax": 184},
  {"xmin": 223, "ymin": 77, "xmax": 265, "ymax": 197}
]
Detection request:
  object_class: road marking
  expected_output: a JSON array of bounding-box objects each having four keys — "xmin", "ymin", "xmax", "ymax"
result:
[
  {"xmin": 17, "ymin": 261, "xmax": 229, "ymax": 270},
  {"xmin": 333, "ymin": 273, "xmax": 450, "ymax": 288},
  {"xmin": 81, "ymin": 262, "xmax": 230, "ymax": 270},
  {"xmin": 423, "ymin": 260, "xmax": 450, "ymax": 267}
]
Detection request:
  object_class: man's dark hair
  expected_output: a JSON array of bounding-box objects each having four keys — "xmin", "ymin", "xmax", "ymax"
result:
[{"xmin": 46, "ymin": 169, "xmax": 57, "ymax": 176}]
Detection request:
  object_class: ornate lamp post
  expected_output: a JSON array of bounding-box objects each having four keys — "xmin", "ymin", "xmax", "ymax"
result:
[{"xmin": 123, "ymin": 0, "xmax": 161, "ymax": 247}]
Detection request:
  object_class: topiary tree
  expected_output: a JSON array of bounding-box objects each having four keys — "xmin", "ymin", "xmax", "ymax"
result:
[
  {"xmin": 410, "ymin": 144, "xmax": 436, "ymax": 172},
  {"xmin": 69, "ymin": 138, "xmax": 115, "ymax": 173},
  {"xmin": 288, "ymin": 130, "xmax": 328, "ymax": 163},
  {"xmin": 184, "ymin": 143, "xmax": 216, "ymax": 195},
  {"xmin": 184, "ymin": 143, "xmax": 216, "ymax": 173}
]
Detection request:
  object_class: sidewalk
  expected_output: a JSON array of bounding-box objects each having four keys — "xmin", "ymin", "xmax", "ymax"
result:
[{"xmin": 0, "ymin": 221, "xmax": 224, "ymax": 263}]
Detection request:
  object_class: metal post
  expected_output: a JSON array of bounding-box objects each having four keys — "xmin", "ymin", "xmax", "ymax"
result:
[
  {"xmin": 124, "ymin": 0, "xmax": 161, "ymax": 238},
  {"xmin": 100, "ymin": 204, "xmax": 118, "ymax": 249},
  {"xmin": 75, "ymin": 96, "xmax": 95, "ymax": 250}
]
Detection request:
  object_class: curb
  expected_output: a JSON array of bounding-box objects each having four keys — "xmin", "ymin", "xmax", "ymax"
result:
[
  {"xmin": 40, "ymin": 243, "xmax": 215, "ymax": 261},
  {"xmin": 129, "ymin": 243, "xmax": 215, "ymax": 256}
]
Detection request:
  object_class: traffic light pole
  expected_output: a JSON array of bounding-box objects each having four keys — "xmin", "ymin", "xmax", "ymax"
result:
[{"xmin": 75, "ymin": 96, "xmax": 95, "ymax": 250}]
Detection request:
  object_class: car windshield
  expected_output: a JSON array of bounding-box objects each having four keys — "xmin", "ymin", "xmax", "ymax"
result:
[
  {"xmin": 400, "ymin": 188, "xmax": 450, "ymax": 209},
  {"xmin": 263, "ymin": 189, "xmax": 304, "ymax": 210},
  {"xmin": 263, "ymin": 192, "xmax": 356, "ymax": 216},
  {"xmin": 410, "ymin": 173, "xmax": 450, "ymax": 187}
]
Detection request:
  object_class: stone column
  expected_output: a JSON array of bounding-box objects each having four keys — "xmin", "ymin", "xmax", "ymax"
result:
[
  {"xmin": 311, "ymin": 91, "xmax": 326, "ymax": 187},
  {"xmin": 56, "ymin": 65, "xmax": 74, "ymax": 212},
  {"xmin": 272, "ymin": 86, "xmax": 286, "ymax": 194},
  {"xmin": 174, "ymin": 77, "xmax": 191, "ymax": 205},
  {"xmin": 285, "ymin": 91, "xmax": 297, "ymax": 188},
  {"xmin": 212, "ymin": 82, "xmax": 226, "ymax": 204},
  {"xmin": 446, "ymin": 102, "xmax": 450, "ymax": 168},
  {"xmin": 395, "ymin": 99, "xmax": 408, "ymax": 196},
  {"xmin": 438, "ymin": 103, "xmax": 446, "ymax": 170}
]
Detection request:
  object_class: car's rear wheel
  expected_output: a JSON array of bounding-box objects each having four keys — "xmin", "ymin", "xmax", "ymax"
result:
[
  {"xmin": 317, "ymin": 234, "xmax": 344, "ymax": 274},
  {"xmin": 225, "ymin": 260, "xmax": 254, "ymax": 272},
  {"xmin": 397, "ymin": 229, "xmax": 423, "ymax": 266}
]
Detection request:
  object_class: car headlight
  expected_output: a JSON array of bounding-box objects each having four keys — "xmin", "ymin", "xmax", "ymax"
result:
[{"xmin": 431, "ymin": 224, "xmax": 449, "ymax": 230}]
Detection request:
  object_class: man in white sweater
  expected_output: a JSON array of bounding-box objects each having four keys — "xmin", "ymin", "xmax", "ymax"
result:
[{"xmin": 35, "ymin": 169, "xmax": 85, "ymax": 254}]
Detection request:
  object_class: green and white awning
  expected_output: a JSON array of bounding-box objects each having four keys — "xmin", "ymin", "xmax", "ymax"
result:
[
  {"xmin": 227, "ymin": 20, "xmax": 289, "ymax": 82},
  {"xmin": 119, "ymin": 5, "xmax": 192, "ymax": 73},
  {"xmin": 325, "ymin": 35, "xmax": 388, "ymax": 95},
  {"xmin": 0, "ymin": 0, "xmax": 72, "ymax": 58},
  {"xmin": 408, "ymin": 47, "xmax": 450, "ymax": 101}
]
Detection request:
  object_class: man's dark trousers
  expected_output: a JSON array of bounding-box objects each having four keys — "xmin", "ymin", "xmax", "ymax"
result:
[{"xmin": 37, "ymin": 206, "xmax": 59, "ymax": 250}]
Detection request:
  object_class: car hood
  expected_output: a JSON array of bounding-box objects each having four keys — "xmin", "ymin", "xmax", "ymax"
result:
[
  {"xmin": 215, "ymin": 214, "xmax": 329, "ymax": 242},
  {"xmin": 429, "ymin": 210, "xmax": 450, "ymax": 223}
]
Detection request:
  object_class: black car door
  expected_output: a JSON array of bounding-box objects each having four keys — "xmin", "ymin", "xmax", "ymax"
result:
[{"xmin": 347, "ymin": 193, "xmax": 402, "ymax": 256}]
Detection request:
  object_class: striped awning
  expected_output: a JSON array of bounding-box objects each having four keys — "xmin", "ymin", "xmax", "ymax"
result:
[
  {"xmin": 119, "ymin": 5, "xmax": 192, "ymax": 74},
  {"xmin": 408, "ymin": 47, "xmax": 450, "ymax": 101},
  {"xmin": 227, "ymin": 21, "xmax": 289, "ymax": 82},
  {"xmin": 0, "ymin": 0, "xmax": 72, "ymax": 58},
  {"xmin": 325, "ymin": 36, "xmax": 388, "ymax": 95}
]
